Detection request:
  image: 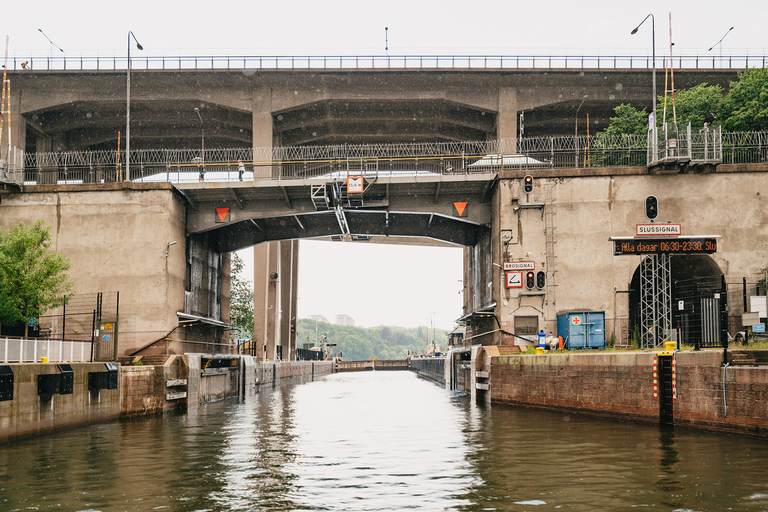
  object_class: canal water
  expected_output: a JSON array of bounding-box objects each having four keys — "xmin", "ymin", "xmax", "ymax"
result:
[{"xmin": 2, "ymin": 371, "xmax": 768, "ymax": 511}]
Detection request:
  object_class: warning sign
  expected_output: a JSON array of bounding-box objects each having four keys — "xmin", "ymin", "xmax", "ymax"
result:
[
  {"xmin": 215, "ymin": 207, "xmax": 230, "ymax": 223},
  {"xmin": 453, "ymin": 202, "xmax": 468, "ymax": 217},
  {"xmin": 506, "ymin": 271, "xmax": 523, "ymax": 288},
  {"xmin": 347, "ymin": 176, "xmax": 364, "ymax": 193}
]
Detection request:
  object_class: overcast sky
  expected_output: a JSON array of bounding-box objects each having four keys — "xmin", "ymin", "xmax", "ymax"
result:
[{"xmin": 4, "ymin": 0, "xmax": 766, "ymax": 330}]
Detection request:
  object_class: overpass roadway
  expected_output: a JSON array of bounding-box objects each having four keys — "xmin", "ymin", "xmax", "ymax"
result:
[{"xmin": 181, "ymin": 173, "xmax": 495, "ymax": 251}]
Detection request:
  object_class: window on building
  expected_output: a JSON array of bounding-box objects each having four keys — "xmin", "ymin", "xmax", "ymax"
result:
[{"xmin": 515, "ymin": 315, "xmax": 538, "ymax": 335}]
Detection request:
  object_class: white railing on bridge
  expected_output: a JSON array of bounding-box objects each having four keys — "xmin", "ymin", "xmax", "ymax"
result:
[
  {"xmin": 0, "ymin": 337, "xmax": 94, "ymax": 363},
  {"xmin": 6, "ymin": 54, "xmax": 767, "ymax": 72}
]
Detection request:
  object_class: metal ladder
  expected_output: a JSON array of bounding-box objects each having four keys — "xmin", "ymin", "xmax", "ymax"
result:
[{"xmin": 544, "ymin": 183, "xmax": 558, "ymax": 322}]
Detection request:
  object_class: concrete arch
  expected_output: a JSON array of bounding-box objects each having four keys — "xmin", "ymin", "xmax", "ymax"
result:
[{"xmin": 628, "ymin": 255, "xmax": 723, "ymax": 343}]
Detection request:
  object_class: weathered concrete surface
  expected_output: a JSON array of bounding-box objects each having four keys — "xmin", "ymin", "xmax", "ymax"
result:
[
  {"xmin": 0, "ymin": 184, "xmax": 229, "ymax": 356},
  {"xmin": 0, "ymin": 363, "xmax": 121, "ymax": 443},
  {"xmin": 120, "ymin": 355, "xmax": 188, "ymax": 417},
  {"xmin": 491, "ymin": 350, "xmax": 768, "ymax": 437},
  {"xmin": 465, "ymin": 165, "xmax": 768, "ymax": 345}
]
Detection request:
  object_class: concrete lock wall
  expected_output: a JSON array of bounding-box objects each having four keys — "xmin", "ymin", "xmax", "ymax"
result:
[
  {"xmin": 120, "ymin": 356, "xmax": 188, "ymax": 417},
  {"xmin": 489, "ymin": 351, "xmax": 768, "ymax": 437},
  {"xmin": 0, "ymin": 363, "xmax": 121, "ymax": 443},
  {"xmin": 0, "ymin": 184, "xmax": 189, "ymax": 356},
  {"xmin": 489, "ymin": 168, "xmax": 768, "ymax": 341}
]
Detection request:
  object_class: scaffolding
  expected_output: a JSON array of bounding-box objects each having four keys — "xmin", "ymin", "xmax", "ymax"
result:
[{"xmin": 640, "ymin": 254, "xmax": 672, "ymax": 348}]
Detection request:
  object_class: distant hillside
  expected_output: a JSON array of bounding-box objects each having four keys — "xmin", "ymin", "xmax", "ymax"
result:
[{"xmin": 296, "ymin": 319, "xmax": 448, "ymax": 360}]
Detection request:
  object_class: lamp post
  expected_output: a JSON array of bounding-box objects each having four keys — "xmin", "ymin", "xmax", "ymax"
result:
[
  {"xmin": 631, "ymin": 14, "xmax": 656, "ymax": 139},
  {"xmin": 708, "ymin": 26, "xmax": 734, "ymax": 61},
  {"xmin": 194, "ymin": 107, "xmax": 205, "ymax": 164},
  {"xmin": 126, "ymin": 31, "xmax": 143, "ymax": 181},
  {"xmin": 38, "ymin": 28, "xmax": 64, "ymax": 57},
  {"xmin": 574, "ymin": 95, "xmax": 587, "ymax": 167}
]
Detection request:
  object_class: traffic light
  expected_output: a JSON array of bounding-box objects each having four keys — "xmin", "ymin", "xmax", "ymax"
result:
[
  {"xmin": 525, "ymin": 271, "xmax": 535, "ymax": 289},
  {"xmin": 523, "ymin": 175, "xmax": 533, "ymax": 194},
  {"xmin": 645, "ymin": 195, "xmax": 658, "ymax": 220},
  {"xmin": 536, "ymin": 271, "xmax": 546, "ymax": 289}
]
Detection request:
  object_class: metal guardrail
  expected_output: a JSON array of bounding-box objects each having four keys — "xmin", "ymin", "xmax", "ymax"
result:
[
  {"xmin": 0, "ymin": 337, "xmax": 94, "ymax": 363},
  {"xmin": 7, "ymin": 54, "xmax": 767, "ymax": 72},
  {"xmin": 16, "ymin": 132, "xmax": 768, "ymax": 185}
]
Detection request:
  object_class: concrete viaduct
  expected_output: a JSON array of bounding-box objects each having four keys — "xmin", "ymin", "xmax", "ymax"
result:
[{"xmin": 0, "ymin": 58, "xmax": 765, "ymax": 358}]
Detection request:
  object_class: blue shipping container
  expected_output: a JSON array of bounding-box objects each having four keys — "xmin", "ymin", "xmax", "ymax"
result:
[{"xmin": 557, "ymin": 311, "xmax": 606, "ymax": 349}]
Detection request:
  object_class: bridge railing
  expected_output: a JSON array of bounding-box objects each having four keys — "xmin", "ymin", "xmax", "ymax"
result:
[
  {"xmin": 18, "ymin": 131, "xmax": 768, "ymax": 185},
  {"xmin": 7, "ymin": 54, "xmax": 767, "ymax": 72}
]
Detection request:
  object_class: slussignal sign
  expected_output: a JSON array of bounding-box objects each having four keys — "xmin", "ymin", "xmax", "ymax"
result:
[{"xmin": 636, "ymin": 224, "xmax": 682, "ymax": 236}]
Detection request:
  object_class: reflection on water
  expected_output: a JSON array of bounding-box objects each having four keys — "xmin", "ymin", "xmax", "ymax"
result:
[{"xmin": 2, "ymin": 371, "xmax": 768, "ymax": 511}]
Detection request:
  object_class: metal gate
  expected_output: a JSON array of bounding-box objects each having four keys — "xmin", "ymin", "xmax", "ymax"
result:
[{"xmin": 674, "ymin": 275, "xmax": 727, "ymax": 348}]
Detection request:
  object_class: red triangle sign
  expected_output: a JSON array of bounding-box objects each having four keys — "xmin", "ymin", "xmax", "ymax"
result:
[
  {"xmin": 454, "ymin": 202, "xmax": 468, "ymax": 217},
  {"xmin": 215, "ymin": 207, "xmax": 230, "ymax": 223}
]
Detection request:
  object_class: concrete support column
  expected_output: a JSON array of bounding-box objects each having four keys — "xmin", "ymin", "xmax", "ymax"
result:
[
  {"xmin": 497, "ymin": 87, "xmax": 518, "ymax": 153},
  {"xmin": 279, "ymin": 240, "xmax": 299, "ymax": 361},
  {"xmin": 252, "ymin": 86, "xmax": 273, "ymax": 179},
  {"xmin": 253, "ymin": 242, "xmax": 280, "ymax": 361}
]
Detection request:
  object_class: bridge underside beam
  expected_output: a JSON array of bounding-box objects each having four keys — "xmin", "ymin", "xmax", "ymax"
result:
[{"xmin": 213, "ymin": 210, "xmax": 481, "ymax": 252}]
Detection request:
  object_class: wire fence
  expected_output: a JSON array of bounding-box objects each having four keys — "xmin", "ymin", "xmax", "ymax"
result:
[
  {"xmin": 14, "ymin": 130, "xmax": 766, "ymax": 186},
  {"xmin": 7, "ymin": 54, "xmax": 768, "ymax": 72}
]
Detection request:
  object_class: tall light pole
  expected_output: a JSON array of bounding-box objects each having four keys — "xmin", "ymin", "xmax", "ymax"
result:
[
  {"xmin": 194, "ymin": 107, "xmax": 205, "ymax": 164},
  {"xmin": 38, "ymin": 28, "xmax": 64, "ymax": 56},
  {"xmin": 631, "ymin": 14, "xmax": 656, "ymax": 134},
  {"xmin": 126, "ymin": 31, "xmax": 143, "ymax": 181},
  {"xmin": 708, "ymin": 26, "xmax": 734, "ymax": 60},
  {"xmin": 574, "ymin": 95, "xmax": 587, "ymax": 167}
]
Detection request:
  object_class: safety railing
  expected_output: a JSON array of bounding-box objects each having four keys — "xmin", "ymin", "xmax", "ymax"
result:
[
  {"xmin": 7, "ymin": 54, "xmax": 767, "ymax": 72},
  {"xmin": 18, "ymin": 131, "xmax": 768, "ymax": 185},
  {"xmin": 0, "ymin": 147, "xmax": 25, "ymax": 187},
  {"xmin": 0, "ymin": 337, "xmax": 94, "ymax": 363}
]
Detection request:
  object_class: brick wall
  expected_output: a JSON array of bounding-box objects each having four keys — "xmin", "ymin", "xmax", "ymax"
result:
[{"xmin": 490, "ymin": 350, "xmax": 768, "ymax": 437}]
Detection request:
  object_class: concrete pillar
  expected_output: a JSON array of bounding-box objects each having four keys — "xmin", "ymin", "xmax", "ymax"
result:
[
  {"xmin": 497, "ymin": 87, "xmax": 518, "ymax": 153},
  {"xmin": 253, "ymin": 242, "xmax": 280, "ymax": 361},
  {"xmin": 252, "ymin": 86, "xmax": 273, "ymax": 178},
  {"xmin": 251, "ymin": 85, "xmax": 279, "ymax": 360},
  {"xmin": 279, "ymin": 240, "xmax": 299, "ymax": 360}
]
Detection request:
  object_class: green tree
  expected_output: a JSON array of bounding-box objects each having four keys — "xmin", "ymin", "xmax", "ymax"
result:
[
  {"xmin": 601, "ymin": 103, "xmax": 649, "ymax": 136},
  {"xmin": 229, "ymin": 253, "xmax": 254, "ymax": 339},
  {"xmin": 660, "ymin": 83, "xmax": 724, "ymax": 128},
  {"xmin": 723, "ymin": 68, "xmax": 768, "ymax": 132},
  {"xmin": 0, "ymin": 220, "xmax": 73, "ymax": 337}
]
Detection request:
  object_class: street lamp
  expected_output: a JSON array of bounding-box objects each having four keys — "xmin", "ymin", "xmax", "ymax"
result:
[
  {"xmin": 37, "ymin": 28, "xmax": 64, "ymax": 56},
  {"xmin": 574, "ymin": 95, "xmax": 587, "ymax": 167},
  {"xmin": 631, "ymin": 14, "xmax": 656, "ymax": 137},
  {"xmin": 708, "ymin": 26, "xmax": 734, "ymax": 60},
  {"xmin": 126, "ymin": 31, "xmax": 143, "ymax": 181},
  {"xmin": 194, "ymin": 107, "xmax": 205, "ymax": 164}
]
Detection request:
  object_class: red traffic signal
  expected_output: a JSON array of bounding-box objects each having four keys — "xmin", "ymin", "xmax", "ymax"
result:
[
  {"xmin": 525, "ymin": 271, "xmax": 535, "ymax": 289},
  {"xmin": 523, "ymin": 175, "xmax": 533, "ymax": 194}
]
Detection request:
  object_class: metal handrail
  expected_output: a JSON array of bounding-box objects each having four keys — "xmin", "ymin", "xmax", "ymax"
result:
[
  {"xmin": 17, "ymin": 131, "xmax": 767, "ymax": 185},
  {"xmin": 7, "ymin": 53, "xmax": 767, "ymax": 72},
  {"xmin": 0, "ymin": 336, "xmax": 93, "ymax": 363}
]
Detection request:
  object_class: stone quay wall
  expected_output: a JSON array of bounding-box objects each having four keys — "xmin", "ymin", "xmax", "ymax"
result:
[
  {"xmin": 490, "ymin": 350, "xmax": 768, "ymax": 437},
  {"xmin": 0, "ymin": 363, "xmax": 121, "ymax": 443}
]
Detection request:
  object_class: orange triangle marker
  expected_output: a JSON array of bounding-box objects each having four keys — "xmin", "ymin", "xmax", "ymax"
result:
[
  {"xmin": 454, "ymin": 202, "xmax": 468, "ymax": 217},
  {"xmin": 216, "ymin": 207, "xmax": 230, "ymax": 222}
]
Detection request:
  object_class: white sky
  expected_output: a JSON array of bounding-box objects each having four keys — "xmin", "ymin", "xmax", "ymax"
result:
[{"xmin": 4, "ymin": 0, "xmax": 767, "ymax": 330}]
